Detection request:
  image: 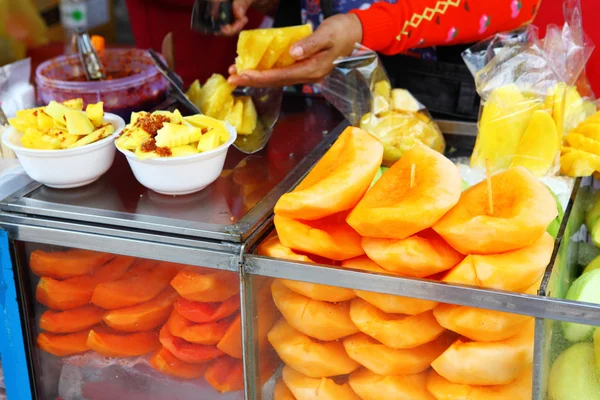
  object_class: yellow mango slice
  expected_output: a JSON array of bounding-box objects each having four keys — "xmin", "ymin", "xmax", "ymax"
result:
[
  {"xmin": 236, "ymin": 29, "xmax": 275, "ymax": 72},
  {"xmin": 62, "ymin": 98, "xmax": 84, "ymax": 110},
  {"xmin": 37, "ymin": 110, "xmax": 55, "ymax": 131},
  {"xmin": 510, "ymin": 110, "xmax": 559, "ymax": 176},
  {"xmin": 22, "ymin": 128, "xmax": 61, "ymax": 149},
  {"xmin": 68, "ymin": 125, "xmax": 115, "ymax": 148},
  {"xmin": 64, "ymin": 109, "xmax": 95, "ymax": 136},
  {"xmin": 86, "ymin": 102, "xmax": 104, "ymax": 128}
]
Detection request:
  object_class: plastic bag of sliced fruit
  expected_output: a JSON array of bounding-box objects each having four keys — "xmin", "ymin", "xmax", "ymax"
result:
[{"xmin": 464, "ymin": 0, "xmax": 596, "ymax": 178}]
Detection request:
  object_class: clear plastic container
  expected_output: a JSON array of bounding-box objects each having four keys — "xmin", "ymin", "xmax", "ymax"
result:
[{"xmin": 35, "ymin": 49, "xmax": 168, "ymax": 119}]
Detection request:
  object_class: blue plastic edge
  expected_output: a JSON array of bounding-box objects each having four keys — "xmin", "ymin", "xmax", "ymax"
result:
[{"xmin": 0, "ymin": 230, "xmax": 32, "ymax": 400}]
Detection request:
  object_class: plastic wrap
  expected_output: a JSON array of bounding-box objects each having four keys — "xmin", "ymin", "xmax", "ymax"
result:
[
  {"xmin": 319, "ymin": 45, "xmax": 445, "ymax": 167},
  {"xmin": 464, "ymin": 0, "xmax": 595, "ymax": 177}
]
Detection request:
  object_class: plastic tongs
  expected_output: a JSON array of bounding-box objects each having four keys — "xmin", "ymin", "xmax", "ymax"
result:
[
  {"xmin": 74, "ymin": 29, "xmax": 105, "ymax": 81},
  {"xmin": 148, "ymin": 49, "xmax": 202, "ymax": 115}
]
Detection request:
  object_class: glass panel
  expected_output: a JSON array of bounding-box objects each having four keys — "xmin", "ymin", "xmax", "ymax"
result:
[{"xmin": 13, "ymin": 241, "xmax": 243, "ymax": 400}]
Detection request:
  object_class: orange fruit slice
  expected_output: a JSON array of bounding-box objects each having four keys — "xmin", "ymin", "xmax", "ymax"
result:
[
  {"xmin": 37, "ymin": 329, "xmax": 91, "ymax": 357},
  {"xmin": 149, "ymin": 347, "xmax": 208, "ymax": 379},
  {"xmin": 174, "ymin": 295, "xmax": 239, "ymax": 323},
  {"xmin": 349, "ymin": 368, "xmax": 435, "ymax": 400},
  {"xmin": 87, "ymin": 327, "xmax": 160, "ymax": 357},
  {"xmin": 30, "ymin": 249, "xmax": 115, "ymax": 279},
  {"xmin": 39, "ymin": 305, "xmax": 104, "ymax": 333},
  {"xmin": 282, "ymin": 365, "xmax": 361, "ymax": 400},
  {"xmin": 167, "ymin": 309, "xmax": 232, "ymax": 345},
  {"xmin": 170, "ymin": 267, "xmax": 239, "ymax": 303}
]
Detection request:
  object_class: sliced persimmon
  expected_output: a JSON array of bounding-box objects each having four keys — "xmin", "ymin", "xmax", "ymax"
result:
[
  {"xmin": 159, "ymin": 325, "xmax": 224, "ymax": 364},
  {"xmin": 282, "ymin": 365, "xmax": 361, "ymax": 400},
  {"xmin": 170, "ymin": 267, "xmax": 239, "ymax": 303},
  {"xmin": 271, "ymin": 279, "xmax": 358, "ymax": 341},
  {"xmin": 167, "ymin": 309, "xmax": 232, "ymax": 345},
  {"xmin": 274, "ymin": 126, "xmax": 383, "ymax": 220},
  {"xmin": 149, "ymin": 347, "xmax": 208, "ymax": 380},
  {"xmin": 343, "ymin": 332, "xmax": 456, "ymax": 376},
  {"xmin": 36, "ymin": 256, "xmax": 135, "ymax": 310},
  {"xmin": 361, "ymin": 229, "xmax": 464, "ymax": 278},
  {"xmin": 30, "ymin": 249, "xmax": 115, "ymax": 279},
  {"xmin": 205, "ymin": 352, "xmax": 279, "ymax": 393},
  {"xmin": 267, "ymin": 319, "xmax": 360, "ymax": 378},
  {"xmin": 347, "ymin": 143, "xmax": 461, "ymax": 239},
  {"xmin": 275, "ymin": 212, "xmax": 364, "ymax": 261},
  {"xmin": 433, "ymin": 167, "xmax": 558, "ymax": 254},
  {"xmin": 431, "ymin": 321, "xmax": 534, "ymax": 386},
  {"xmin": 103, "ymin": 286, "xmax": 179, "ymax": 332},
  {"xmin": 87, "ymin": 327, "xmax": 160, "ymax": 357},
  {"xmin": 349, "ymin": 368, "xmax": 435, "ymax": 400},
  {"xmin": 433, "ymin": 303, "xmax": 532, "ymax": 342},
  {"xmin": 274, "ymin": 378, "xmax": 295, "ymax": 400},
  {"xmin": 37, "ymin": 329, "xmax": 91, "ymax": 357},
  {"xmin": 349, "ymin": 298, "xmax": 445, "ymax": 349},
  {"xmin": 39, "ymin": 305, "xmax": 104, "ymax": 333},
  {"xmin": 174, "ymin": 295, "xmax": 239, "ymax": 324},
  {"xmin": 442, "ymin": 233, "xmax": 553, "ymax": 292},
  {"xmin": 92, "ymin": 261, "xmax": 180, "ymax": 309}
]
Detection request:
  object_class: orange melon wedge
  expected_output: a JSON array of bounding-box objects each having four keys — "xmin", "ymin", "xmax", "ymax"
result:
[
  {"xmin": 282, "ymin": 365, "xmax": 361, "ymax": 400},
  {"xmin": 431, "ymin": 321, "xmax": 534, "ymax": 386},
  {"xmin": 349, "ymin": 368, "xmax": 435, "ymax": 400},
  {"xmin": 39, "ymin": 305, "xmax": 104, "ymax": 333},
  {"xmin": 433, "ymin": 167, "xmax": 558, "ymax": 254},
  {"xmin": 442, "ymin": 232, "xmax": 553, "ymax": 291},
  {"xmin": 36, "ymin": 256, "xmax": 135, "ymax": 310},
  {"xmin": 271, "ymin": 279, "xmax": 358, "ymax": 341},
  {"xmin": 37, "ymin": 329, "xmax": 91, "ymax": 357},
  {"xmin": 174, "ymin": 295, "xmax": 240, "ymax": 324},
  {"xmin": 361, "ymin": 229, "xmax": 464, "ymax": 278},
  {"xmin": 426, "ymin": 367, "xmax": 533, "ymax": 400},
  {"xmin": 433, "ymin": 304, "xmax": 532, "ymax": 342},
  {"xmin": 103, "ymin": 286, "xmax": 179, "ymax": 332},
  {"xmin": 167, "ymin": 309, "xmax": 232, "ymax": 345},
  {"xmin": 274, "ymin": 126, "xmax": 383, "ymax": 220},
  {"xmin": 170, "ymin": 267, "xmax": 239, "ymax": 303},
  {"xmin": 343, "ymin": 332, "xmax": 456, "ymax": 376},
  {"xmin": 343, "ymin": 256, "xmax": 438, "ymax": 315},
  {"xmin": 275, "ymin": 212, "xmax": 364, "ymax": 261},
  {"xmin": 92, "ymin": 261, "xmax": 181, "ymax": 309},
  {"xmin": 30, "ymin": 249, "xmax": 115, "ymax": 279},
  {"xmin": 87, "ymin": 327, "xmax": 161, "ymax": 357},
  {"xmin": 350, "ymin": 298, "xmax": 445, "ymax": 349},
  {"xmin": 274, "ymin": 378, "xmax": 296, "ymax": 400},
  {"xmin": 347, "ymin": 143, "xmax": 461, "ymax": 239},
  {"xmin": 149, "ymin": 347, "xmax": 208, "ymax": 379},
  {"xmin": 267, "ymin": 319, "xmax": 360, "ymax": 378},
  {"xmin": 159, "ymin": 324, "xmax": 224, "ymax": 363}
]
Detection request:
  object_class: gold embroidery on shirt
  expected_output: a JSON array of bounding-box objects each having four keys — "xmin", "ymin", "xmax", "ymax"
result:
[{"xmin": 395, "ymin": 0, "xmax": 461, "ymax": 41}]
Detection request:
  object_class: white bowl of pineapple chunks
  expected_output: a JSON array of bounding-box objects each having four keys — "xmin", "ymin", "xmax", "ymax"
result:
[
  {"xmin": 115, "ymin": 110, "xmax": 236, "ymax": 195},
  {"xmin": 2, "ymin": 99, "xmax": 125, "ymax": 189}
]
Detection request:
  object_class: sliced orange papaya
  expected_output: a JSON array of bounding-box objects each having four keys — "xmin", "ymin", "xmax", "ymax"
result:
[
  {"xmin": 204, "ymin": 352, "xmax": 279, "ymax": 393},
  {"xmin": 274, "ymin": 378, "xmax": 295, "ymax": 400},
  {"xmin": 92, "ymin": 261, "xmax": 180, "ymax": 309},
  {"xmin": 350, "ymin": 298, "xmax": 445, "ymax": 349},
  {"xmin": 30, "ymin": 249, "xmax": 115, "ymax": 279},
  {"xmin": 149, "ymin": 347, "xmax": 208, "ymax": 379},
  {"xmin": 347, "ymin": 143, "xmax": 461, "ymax": 239},
  {"xmin": 431, "ymin": 321, "xmax": 534, "ymax": 386},
  {"xmin": 174, "ymin": 295, "xmax": 239, "ymax": 323},
  {"xmin": 274, "ymin": 126, "xmax": 383, "ymax": 220},
  {"xmin": 37, "ymin": 329, "xmax": 90, "ymax": 357},
  {"xmin": 39, "ymin": 305, "xmax": 105, "ymax": 333},
  {"xmin": 275, "ymin": 212, "xmax": 364, "ymax": 261},
  {"xmin": 343, "ymin": 332, "xmax": 456, "ymax": 376},
  {"xmin": 267, "ymin": 319, "xmax": 360, "ymax": 378},
  {"xmin": 170, "ymin": 267, "xmax": 239, "ymax": 303},
  {"xmin": 87, "ymin": 327, "xmax": 161, "ymax": 357},
  {"xmin": 159, "ymin": 324, "xmax": 224, "ymax": 363},
  {"xmin": 342, "ymin": 256, "xmax": 438, "ymax": 315},
  {"xmin": 361, "ymin": 230, "xmax": 464, "ymax": 278},
  {"xmin": 442, "ymin": 232, "xmax": 553, "ymax": 292},
  {"xmin": 282, "ymin": 365, "xmax": 361, "ymax": 400},
  {"xmin": 103, "ymin": 286, "xmax": 179, "ymax": 332},
  {"xmin": 36, "ymin": 256, "xmax": 135, "ymax": 310},
  {"xmin": 271, "ymin": 279, "xmax": 358, "ymax": 341},
  {"xmin": 433, "ymin": 303, "xmax": 532, "ymax": 342},
  {"xmin": 426, "ymin": 367, "xmax": 533, "ymax": 400},
  {"xmin": 258, "ymin": 235, "xmax": 314, "ymax": 263},
  {"xmin": 167, "ymin": 309, "xmax": 232, "ymax": 345},
  {"xmin": 349, "ymin": 368, "xmax": 435, "ymax": 400},
  {"xmin": 433, "ymin": 167, "xmax": 558, "ymax": 254}
]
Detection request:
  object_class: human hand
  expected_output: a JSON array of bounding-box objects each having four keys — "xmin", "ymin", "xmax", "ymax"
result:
[
  {"xmin": 220, "ymin": 0, "xmax": 279, "ymax": 36},
  {"xmin": 227, "ymin": 13, "xmax": 362, "ymax": 87}
]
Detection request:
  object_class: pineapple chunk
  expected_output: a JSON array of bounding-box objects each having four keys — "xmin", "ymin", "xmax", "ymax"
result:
[
  {"xmin": 116, "ymin": 128, "xmax": 151, "ymax": 150},
  {"xmin": 184, "ymin": 114, "xmax": 229, "ymax": 142},
  {"xmin": 373, "ymin": 94, "xmax": 390, "ymax": 116},
  {"xmin": 37, "ymin": 110, "xmax": 55, "ymax": 131},
  {"xmin": 171, "ymin": 144, "xmax": 199, "ymax": 157},
  {"xmin": 16, "ymin": 107, "xmax": 43, "ymax": 127},
  {"xmin": 8, "ymin": 117, "xmax": 30, "ymax": 132},
  {"xmin": 197, "ymin": 129, "xmax": 221, "ymax": 152},
  {"xmin": 155, "ymin": 123, "xmax": 202, "ymax": 148},
  {"xmin": 225, "ymin": 99, "xmax": 244, "ymax": 132},
  {"xmin": 186, "ymin": 79, "xmax": 202, "ymax": 108},
  {"xmin": 130, "ymin": 111, "xmax": 150, "ymax": 125},
  {"xmin": 45, "ymin": 101, "xmax": 71, "ymax": 124},
  {"xmin": 217, "ymin": 96, "xmax": 235, "ymax": 120},
  {"xmin": 199, "ymin": 74, "xmax": 228, "ymax": 107},
  {"xmin": 64, "ymin": 109, "xmax": 95, "ymax": 135},
  {"xmin": 257, "ymin": 30, "xmax": 290, "ymax": 70},
  {"xmin": 374, "ymin": 80, "xmax": 391, "ymax": 101},
  {"xmin": 236, "ymin": 29, "xmax": 275, "ymax": 72},
  {"xmin": 135, "ymin": 147, "xmax": 160, "ymax": 160},
  {"xmin": 273, "ymin": 25, "xmax": 313, "ymax": 68},
  {"xmin": 239, "ymin": 96, "xmax": 257, "ymax": 134},
  {"xmin": 68, "ymin": 125, "xmax": 115, "ymax": 148},
  {"xmin": 153, "ymin": 109, "xmax": 183, "ymax": 124},
  {"xmin": 86, "ymin": 102, "xmax": 104, "ymax": 128},
  {"xmin": 391, "ymin": 89, "xmax": 421, "ymax": 112},
  {"xmin": 63, "ymin": 98, "xmax": 84, "ymax": 110},
  {"xmin": 22, "ymin": 128, "xmax": 61, "ymax": 150},
  {"xmin": 202, "ymin": 81, "xmax": 235, "ymax": 118}
]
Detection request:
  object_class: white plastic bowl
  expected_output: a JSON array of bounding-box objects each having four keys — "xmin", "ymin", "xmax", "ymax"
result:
[
  {"xmin": 117, "ymin": 124, "xmax": 237, "ymax": 196},
  {"xmin": 2, "ymin": 113, "xmax": 125, "ymax": 189}
]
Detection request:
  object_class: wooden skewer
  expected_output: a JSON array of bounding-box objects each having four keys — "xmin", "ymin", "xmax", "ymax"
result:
[
  {"xmin": 486, "ymin": 159, "xmax": 494, "ymax": 215},
  {"xmin": 410, "ymin": 164, "xmax": 416, "ymax": 189}
]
